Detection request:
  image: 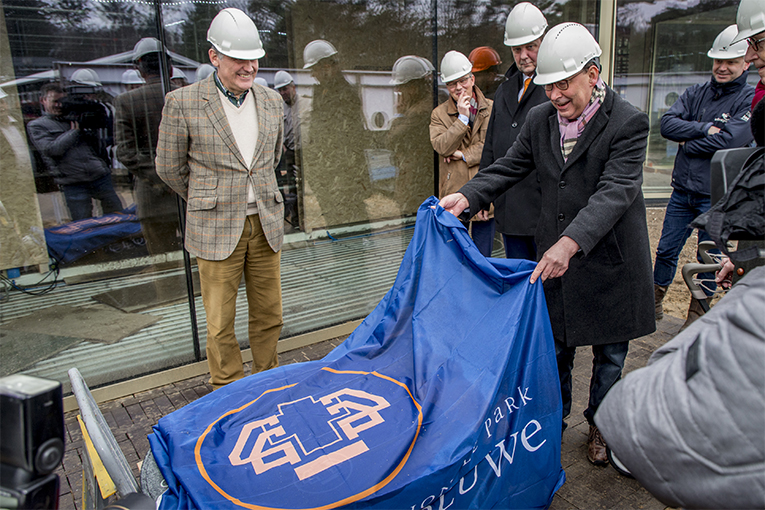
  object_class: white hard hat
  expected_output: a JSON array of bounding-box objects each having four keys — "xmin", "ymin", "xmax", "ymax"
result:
[
  {"xmin": 533, "ymin": 23, "xmax": 602, "ymax": 85},
  {"xmin": 171, "ymin": 67, "xmax": 187, "ymax": 80},
  {"xmin": 70, "ymin": 68, "xmax": 102, "ymax": 87},
  {"xmin": 440, "ymin": 51, "xmax": 473, "ymax": 83},
  {"xmin": 207, "ymin": 8, "xmax": 265, "ymax": 60},
  {"xmin": 303, "ymin": 40, "xmax": 338, "ymax": 68},
  {"xmin": 274, "ymin": 70, "xmax": 294, "ymax": 89},
  {"xmin": 708, "ymin": 25, "xmax": 749, "ymax": 59},
  {"xmin": 132, "ymin": 37, "xmax": 164, "ymax": 62},
  {"xmin": 253, "ymin": 77, "xmax": 268, "ymax": 87},
  {"xmin": 504, "ymin": 2, "xmax": 548, "ymax": 47},
  {"xmin": 195, "ymin": 64, "xmax": 215, "ymax": 82},
  {"xmin": 390, "ymin": 56, "xmax": 434, "ymax": 85},
  {"xmin": 731, "ymin": 0, "xmax": 765, "ymax": 44},
  {"xmin": 121, "ymin": 69, "xmax": 145, "ymax": 85}
]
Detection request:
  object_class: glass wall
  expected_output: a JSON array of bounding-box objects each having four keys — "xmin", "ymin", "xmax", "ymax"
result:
[
  {"xmin": 2, "ymin": 0, "xmax": 601, "ymax": 392},
  {"xmin": 613, "ymin": 0, "xmax": 759, "ymax": 198}
]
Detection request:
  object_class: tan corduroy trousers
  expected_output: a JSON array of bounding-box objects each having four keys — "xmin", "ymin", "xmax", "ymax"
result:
[{"xmin": 197, "ymin": 215, "xmax": 282, "ymax": 389}]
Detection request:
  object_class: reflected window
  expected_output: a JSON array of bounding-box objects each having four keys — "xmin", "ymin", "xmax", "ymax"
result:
[{"xmin": 613, "ymin": 0, "xmax": 756, "ymax": 197}]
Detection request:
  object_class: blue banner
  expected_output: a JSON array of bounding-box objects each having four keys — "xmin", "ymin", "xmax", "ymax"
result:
[{"xmin": 149, "ymin": 196, "xmax": 564, "ymax": 509}]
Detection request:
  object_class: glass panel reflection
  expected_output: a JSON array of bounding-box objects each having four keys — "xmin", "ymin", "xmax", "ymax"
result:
[
  {"xmin": 1, "ymin": 0, "xmax": 193, "ymax": 391},
  {"xmin": 613, "ymin": 0, "xmax": 757, "ymax": 196},
  {"xmin": 1, "ymin": 0, "xmax": 602, "ymax": 392}
]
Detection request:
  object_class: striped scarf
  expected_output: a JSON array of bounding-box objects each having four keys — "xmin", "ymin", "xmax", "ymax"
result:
[{"xmin": 558, "ymin": 77, "xmax": 606, "ymax": 161}]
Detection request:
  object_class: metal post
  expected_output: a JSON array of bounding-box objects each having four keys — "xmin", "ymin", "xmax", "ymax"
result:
[{"xmin": 153, "ymin": 0, "xmax": 202, "ymax": 361}]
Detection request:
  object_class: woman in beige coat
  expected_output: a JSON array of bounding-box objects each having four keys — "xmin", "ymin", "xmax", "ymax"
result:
[{"xmin": 430, "ymin": 50, "xmax": 494, "ymax": 256}]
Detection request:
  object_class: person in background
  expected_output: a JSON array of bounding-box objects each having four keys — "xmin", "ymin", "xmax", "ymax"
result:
[
  {"xmin": 156, "ymin": 8, "xmax": 285, "ymax": 388},
  {"xmin": 301, "ymin": 39, "xmax": 369, "ymax": 228},
  {"xmin": 388, "ymin": 56, "xmax": 436, "ymax": 215},
  {"xmin": 195, "ymin": 64, "xmax": 215, "ymax": 82},
  {"xmin": 430, "ymin": 50, "xmax": 494, "ymax": 257},
  {"xmin": 170, "ymin": 67, "xmax": 189, "ymax": 88},
  {"xmin": 273, "ymin": 70, "xmax": 306, "ymax": 228},
  {"xmin": 121, "ymin": 69, "xmax": 145, "ymax": 92},
  {"xmin": 481, "ymin": 2, "xmax": 548, "ymax": 261},
  {"xmin": 114, "ymin": 37, "xmax": 181, "ymax": 256},
  {"xmin": 439, "ymin": 23, "xmax": 655, "ymax": 466},
  {"xmin": 27, "ymin": 81, "xmax": 122, "ymax": 221},
  {"xmin": 468, "ymin": 46, "xmax": 504, "ymax": 100},
  {"xmin": 652, "ymin": 25, "xmax": 754, "ymax": 329}
]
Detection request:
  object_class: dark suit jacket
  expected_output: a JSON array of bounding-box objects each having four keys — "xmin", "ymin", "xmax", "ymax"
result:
[
  {"xmin": 461, "ymin": 86, "xmax": 655, "ymax": 347},
  {"xmin": 114, "ymin": 79, "xmax": 177, "ymax": 220},
  {"xmin": 156, "ymin": 75, "xmax": 284, "ymax": 260},
  {"xmin": 480, "ymin": 64, "xmax": 547, "ymax": 236}
]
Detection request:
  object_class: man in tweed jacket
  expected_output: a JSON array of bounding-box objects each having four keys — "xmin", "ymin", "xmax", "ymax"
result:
[{"xmin": 156, "ymin": 8, "xmax": 285, "ymax": 388}]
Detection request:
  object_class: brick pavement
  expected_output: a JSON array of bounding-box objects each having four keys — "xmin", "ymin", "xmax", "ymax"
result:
[{"xmin": 57, "ymin": 320, "xmax": 684, "ymax": 510}]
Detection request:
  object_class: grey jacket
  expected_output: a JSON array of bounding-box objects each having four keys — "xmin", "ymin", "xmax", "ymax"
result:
[
  {"xmin": 595, "ymin": 266, "xmax": 765, "ymax": 509},
  {"xmin": 460, "ymin": 86, "xmax": 655, "ymax": 347},
  {"xmin": 27, "ymin": 113, "xmax": 110, "ymax": 185}
]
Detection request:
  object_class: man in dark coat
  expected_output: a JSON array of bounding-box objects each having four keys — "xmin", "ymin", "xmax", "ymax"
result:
[
  {"xmin": 480, "ymin": 1, "xmax": 548, "ymax": 260},
  {"xmin": 114, "ymin": 37, "xmax": 181, "ymax": 256},
  {"xmin": 439, "ymin": 23, "xmax": 655, "ymax": 466}
]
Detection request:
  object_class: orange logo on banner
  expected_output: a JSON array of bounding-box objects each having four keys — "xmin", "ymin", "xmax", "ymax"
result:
[{"xmin": 194, "ymin": 367, "xmax": 423, "ymax": 510}]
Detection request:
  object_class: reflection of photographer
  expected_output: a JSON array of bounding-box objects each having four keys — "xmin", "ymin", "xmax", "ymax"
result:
[{"xmin": 27, "ymin": 74, "xmax": 122, "ymax": 222}]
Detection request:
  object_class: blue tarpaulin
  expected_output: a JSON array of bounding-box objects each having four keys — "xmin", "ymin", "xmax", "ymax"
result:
[
  {"xmin": 44, "ymin": 205, "xmax": 142, "ymax": 264},
  {"xmin": 149, "ymin": 196, "xmax": 565, "ymax": 509}
]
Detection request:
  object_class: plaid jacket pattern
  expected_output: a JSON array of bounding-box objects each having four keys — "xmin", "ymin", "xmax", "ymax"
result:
[{"xmin": 156, "ymin": 75, "xmax": 284, "ymax": 260}]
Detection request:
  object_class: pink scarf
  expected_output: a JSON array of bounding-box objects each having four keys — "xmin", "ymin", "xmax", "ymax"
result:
[{"xmin": 558, "ymin": 77, "xmax": 606, "ymax": 160}]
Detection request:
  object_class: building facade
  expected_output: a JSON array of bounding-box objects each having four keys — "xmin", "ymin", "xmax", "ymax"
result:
[{"xmin": 0, "ymin": 0, "xmax": 754, "ymax": 395}]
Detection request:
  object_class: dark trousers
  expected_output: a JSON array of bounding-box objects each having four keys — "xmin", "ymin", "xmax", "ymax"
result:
[
  {"xmin": 502, "ymin": 234, "xmax": 537, "ymax": 261},
  {"xmin": 62, "ymin": 174, "xmax": 122, "ymax": 221},
  {"xmin": 276, "ymin": 148, "xmax": 299, "ymax": 227},
  {"xmin": 555, "ymin": 339, "xmax": 629, "ymax": 428},
  {"xmin": 654, "ymin": 189, "xmax": 714, "ymax": 293},
  {"xmin": 468, "ymin": 219, "xmax": 495, "ymax": 257}
]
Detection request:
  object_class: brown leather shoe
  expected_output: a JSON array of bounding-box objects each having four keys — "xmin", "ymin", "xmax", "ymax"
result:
[{"xmin": 587, "ymin": 425, "xmax": 608, "ymax": 466}]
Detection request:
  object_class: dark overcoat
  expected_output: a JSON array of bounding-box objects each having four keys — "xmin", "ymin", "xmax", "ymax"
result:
[
  {"xmin": 460, "ymin": 86, "xmax": 656, "ymax": 347},
  {"xmin": 480, "ymin": 64, "xmax": 547, "ymax": 236}
]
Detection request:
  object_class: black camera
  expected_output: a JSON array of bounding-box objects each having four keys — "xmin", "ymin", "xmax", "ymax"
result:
[
  {"xmin": 60, "ymin": 96, "xmax": 109, "ymax": 131},
  {"xmin": 0, "ymin": 375, "xmax": 64, "ymax": 509}
]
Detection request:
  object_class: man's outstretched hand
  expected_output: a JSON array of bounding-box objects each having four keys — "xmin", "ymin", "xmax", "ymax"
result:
[{"xmin": 438, "ymin": 193, "xmax": 469, "ymax": 217}]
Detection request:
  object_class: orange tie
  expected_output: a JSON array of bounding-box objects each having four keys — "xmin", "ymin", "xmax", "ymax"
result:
[{"xmin": 519, "ymin": 77, "xmax": 531, "ymax": 102}]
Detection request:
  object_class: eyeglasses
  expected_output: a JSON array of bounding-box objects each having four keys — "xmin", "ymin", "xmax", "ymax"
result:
[
  {"xmin": 445, "ymin": 74, "xmax": 472, "ymax": 89},
  {"xmin": 747, "ymin": 36, "xmax": 765, "ymax": 52},
  {"xmin": 543, "ymin": 69, "xmax": 585, "ymax": 92}
]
